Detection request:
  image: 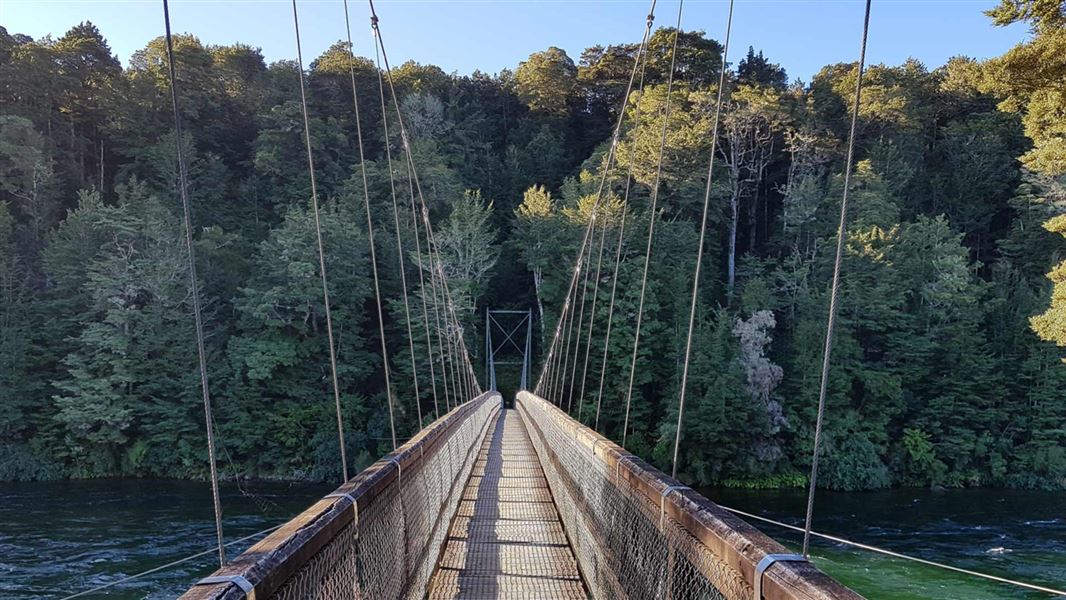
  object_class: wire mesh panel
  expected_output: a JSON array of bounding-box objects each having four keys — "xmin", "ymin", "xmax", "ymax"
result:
[
  {"xmin": 272, "ymin": 522, "xmax": 360, "ymax": 599},
  {"xmin": 515, "ymin": 391, "xmax": 862, "ymax": 600},
  {"xmin": 180, "ymin": 392, "xmax": 501, "ymax": 600}
]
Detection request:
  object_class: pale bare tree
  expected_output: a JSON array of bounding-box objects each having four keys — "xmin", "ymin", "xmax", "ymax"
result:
[{"xmin": 718, "ymin": 86, "xmax": 785, "ymax": 299}]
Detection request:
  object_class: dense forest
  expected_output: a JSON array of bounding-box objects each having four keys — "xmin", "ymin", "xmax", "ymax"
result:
[{"xmin": 1, "ymin": 0, "xmax": 1064, "ymax": 491}]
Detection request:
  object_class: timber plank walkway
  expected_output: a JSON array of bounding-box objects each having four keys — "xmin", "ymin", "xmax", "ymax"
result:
[{"xmin": 427, "ymin": 408, "xmax": 589, "ymax": 599}]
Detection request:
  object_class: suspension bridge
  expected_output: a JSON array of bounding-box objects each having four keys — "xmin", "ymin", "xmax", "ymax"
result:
[
  {"xmin": 164, "ymin": 0, "xmax": 863, "ymax": 595},
  {"xmin": 57, "ymin": 0, "xmax": 1063, "ymax": 598}
]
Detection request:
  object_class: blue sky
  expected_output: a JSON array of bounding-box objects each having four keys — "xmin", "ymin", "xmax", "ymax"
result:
[{"xmin": 2, "ymin": 1, "xmax": 1031, "ymax": 82}]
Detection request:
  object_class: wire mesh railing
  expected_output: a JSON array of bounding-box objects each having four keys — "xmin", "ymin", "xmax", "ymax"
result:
[
  {"xmin": 516, "ymin": 391, "xmax": 862, "ymax": 600},
  {"xmin": 180, "ymin": 391, "xmax": 501, "ymax": 600}
]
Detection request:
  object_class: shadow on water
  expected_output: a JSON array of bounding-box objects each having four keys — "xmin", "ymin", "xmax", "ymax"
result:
[
  {"xmin": 0, "ymin": 478, "xmax": 330, "ymax": 599},
  {"xmin": 704, "ymin": 486, "xmax": 1066, "ymax": 599}
]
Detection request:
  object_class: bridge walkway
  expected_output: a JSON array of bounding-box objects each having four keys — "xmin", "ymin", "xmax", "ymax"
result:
[{"xmin": 427, "ymin": 408, "xmax": 588, "ymax": 599}]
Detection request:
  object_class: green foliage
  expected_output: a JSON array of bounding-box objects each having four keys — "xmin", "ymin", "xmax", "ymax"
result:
[
  {"xmin": 981, "ymin": 1, "xmax": 1066, "ymax": 175},
  {"xmin": 0, "ymin": 15, "xmax": 1064, "ymax": 494},
  {"xmin": 1030, "ymin": 214, "xmax": 1066, "ymax": 354},
  {"xmin": 721, "ymin": 472, "xmax": 807, "ymax": 490},
  {"xmin": 433, "ymin": 190, "xmax": 499, "ymax": 320},
  {"xmin": 818, "ymin": 430, "xmax": 893, "ymax": 491},
  {"xmin": 986, "ymin": 0, "xmax": 1066, "ymax": 31},
  {"xmin": 515, "ymin": 47, "xmax": 577, "ymax": 116},
  {"xmin": 223, "ymin": 202, "xmax": 376, "ymax": 480},
  {"xmin": 0, "ymin": 444, "xmax": 63, "ymax": 481},
  {"xmin": 49, "ymin": 180, "xmax": 205, "ymax": 476}
]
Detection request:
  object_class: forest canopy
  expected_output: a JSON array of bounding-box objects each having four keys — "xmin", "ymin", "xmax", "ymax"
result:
[{"xmin": 1, "ymin": 0, "xmax": 1064, "ymax": 490}]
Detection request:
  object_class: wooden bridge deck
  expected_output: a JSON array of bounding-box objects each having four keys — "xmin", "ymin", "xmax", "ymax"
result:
[{"xmin": 427, "ymin": 408, "xmax": 588, "ymax": 599}]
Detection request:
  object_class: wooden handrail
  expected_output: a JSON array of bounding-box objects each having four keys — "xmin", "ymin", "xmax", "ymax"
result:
[
  {"xmin": 180, "ymin": 392, "xmax": 501, "ymax": 600},
  {"xmin": 516, "ymin": 390, "xmax": 862, "ymax": 600}
]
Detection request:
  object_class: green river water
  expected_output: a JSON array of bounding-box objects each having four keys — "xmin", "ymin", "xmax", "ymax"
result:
[{"xmin": 1, "ymin": 480, "xmax": 1062, "ymax": 599}]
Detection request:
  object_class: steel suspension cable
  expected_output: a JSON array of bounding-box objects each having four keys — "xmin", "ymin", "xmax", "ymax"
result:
[
  {"xmin": 622, "ymin": 0, "xmax": 685, "ymax": 448},
  {"xmin": 550, "ymin": 244, "xmax": 579, "ymax": 404},
  {"xmin": 161, "ymin": 0, "xmax": 226, "ymax": 567},
  {"xmin": 545, "ymin": 46, "xmax": 647, "ymax": 411},
  {"xmin": 460, "ymin": 313, "xmax": 478, "ymax": 398},
  {"xmin": 577, "ymin": 217, "xmax": 608, "ymax": 421},
  {"xmin": 371, "ymin": 36, "xmax": 442, "ymax": 421},
  {"xmin": 388, "ymin": 150, "xmax": 425, "ymax": 422},
  {"xmin": 565, "ymin": 228, "xmax": 596, "ymax": 411},
  {"xmin": 455, "ymin": 304, "xmax": 478, "ymax": 399},
  {"xmin": 672, "ymin": 0, "xmax": 733, "ymax": 479},
  {"xmin": 595, "ymin": 35, "xmax": 653, "ymax": 432},
  {"xmin": 431, "ymin": 260, "xmax": 456, "ymax": 410},
  {"xmin": 60, "ymin": 523, "xmax": 286, "ymax": 600},
  {"xmin": 343, "ymin": 0, "xmax": 423, "ymax": 428},
  {"xmin": 538, "ymin": 163, "xmax": 614, "ymax": 406},
  {"xmin": 367, "ymin": 26, "xmax": 459, "ymax": 412},
  {"xmin": 425, "ymin": 217, "xmax": 472, "ymax": 406},
  {"xmin": 410, "ymin": 162, "xmax": 454, "ymax": 411},
  {"xmin": 431, "ymin": 256, "xmax": 461, "ymax": 408},
  {"xmin": 369, "ymin": 0, "xmax": 482, "ymax": 401},
  {"xmin": 424, "ymin": 188, "xmax": 480, "ymax": 405},
  {"xmin": 537, "ymin": 215, "xmax": 590, "ymax": 405},
  {"xmin": 452, "ymin": 322, "xmax": 476, "ymax": 401},
  {"xmin": 368, "ymin": 9, "xmax": 456, "ymax": 415},
  {"xmin": 553, "ymin": 242, "xmax": 585, "ymax": 407},
  {"xmin": 534, "ymin": 0, "xmax": 659, "ymax": 397},
  {"xmin": 427, "ymin": 212, "xmax": 475, "ymax": 404},
  {"xmin": 538, "ymin": 294, "xmax": 568, "ymax": 401},
  {"xmin": 289, "ymin": 0, "xmax": 361, "ymax": 471},
  {"xmin": 555, "ymin": 236, "xmax": 587, "ymax": 408},
  {"xmin": 444, "ymin": 278, "xmax": 471, "ymax": 403},
  {"xmin": 802, "ymin": 0, "xmax": 872, "ymax": 557},
  {"xmin": 331, "ymin": 0, "xmax": 400, "ymax": 450},
  {"xmin": 720, "ymin": 504, "xmax": 1066, "ymax": 598},
  {"xmin": 417, "ymin": 203, "xmax": 460, "ymax": 408},
  {"xmin": 405, "ymin": 132, "xmax": 454, "ymax": 413},
  {"xmin": 449, "ymin": 291, "xmax": 476, "ymax": 402},
  {"xmin": 347, "ymin": 1, "xmax": 434, "ymax": 428},
  {"xmin": 542, "ymin": 295, "xmax": 566, "ymax": 400}
]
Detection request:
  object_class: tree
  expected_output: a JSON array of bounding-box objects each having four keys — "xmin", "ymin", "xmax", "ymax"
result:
[
  {"xmin": 513, "ymin": 185, "xmax": 560, "ymax": 336},
  {"xmin": 982, "ymin": 2, "xmax": 1066, "ymax": 363},
  {"xmin": 1030, "ymin": 214, "xmax": 1066, "ymax": 355},
  {"xmin": 733, "ymin": 310, "xmax": 786, "ymax": 463},
  {"xmin": 0, "ymin": 200, "xmax": 32, "ymax": 446},
  {"xmin": 253, "ymin": 100, "xmax": 350, "ymax": 209},
  {"xmin": 981, "ymin": 0, "xmax": 1066, "ymax": 175},
  {"xmin": 509, "ymin": 126, "xmax": 570, "ymax": 191},
  {"xmin": 515, "ymin": 47, "xmax": 577, "ymax": 117},
  {"xmin": 654, "ymin": 311, "xmax": 751, "ymax": 485},
  {"xmin": 614, "ymin": 84, "xmax": 716, "ymax": 216},
  {"xmin": 936, "ymin": 112, "xmax": 1024, "ymax": 252},
  {"xmin": 720, "ymin": 84, "xmax": 788, "ymax": 296},
  {"xmin": 2, "ymin": 15, "xmax": 1066, "ymax": 492},
  {"xmin": 52, "ymin": 22, "xmax": 121, "ymax": 187},
  {"xmin": 644, "ymin": 29, "xmax": 723, "ymax": 89},
  {"xmin": 0, "ymin": 115, "xmax": 59, "ymax": 251},
  {"xmin": 51, "ymin": 180, "xmax": 205, "ymax": 476},
  {"xmin": 433, "ymin": 190, "xmax": 499, "ymax": 322},
  {"xmin": 987, "ymin": 0, "xmax": 1066, "ymax": 29},
  {"xmin": 224, "ymin": 203, "xmax": 375, "ymax": 478},
  {"xmin": 737, "ymin": 47, "xmax": 788, "ymax": 90}
]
